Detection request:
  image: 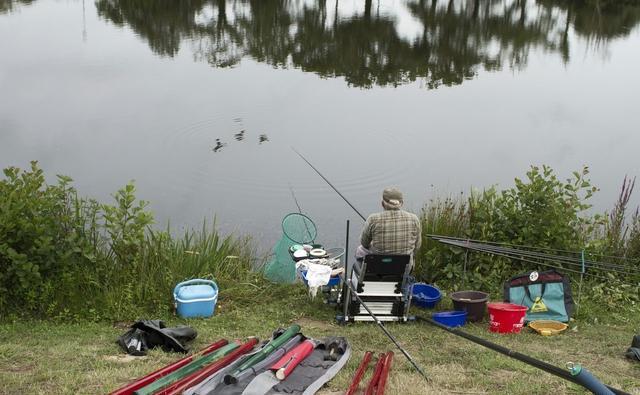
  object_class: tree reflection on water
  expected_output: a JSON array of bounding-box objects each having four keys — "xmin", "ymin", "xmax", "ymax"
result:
[{"xmin": 4, "ymin": 0, "xmax": 640, "ymax": 88}]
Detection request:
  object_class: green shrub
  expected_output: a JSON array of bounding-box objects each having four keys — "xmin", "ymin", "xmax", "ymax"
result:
[
  {"xmin": 0, "ymin": 162, "xmax": 99, "ymax": 315},
  {"xmin": 417, "ymin": 165, "xmax": 602, "ymax": 290},
  {"xmin": 0, "ymin": 162, "xmax": 255, "ymax": 320}
]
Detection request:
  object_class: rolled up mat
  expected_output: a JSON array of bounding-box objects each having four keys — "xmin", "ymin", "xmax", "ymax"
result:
[
  {"xmin": 569, "ymin": 364, "xmax": 615, "ymax": 395},
  {"xmin": 110, "ymin": 339, "xmax": 228, "ymax": 395},
  {"xmin": 345, "ymin": 351, "xmax": 373, "ymax": 395},
  {"xmin": 364, "ymin": 354, "xmax": 386, "ymax": 395},
  {"xmin": 134, "ymin": 342, "xmax": 240, "ymax": 395},
  {"xmin": 161, "ymin": 338, "xmax": 260, "ymax": 395},
  {"xmin": 375, "ymin": 352, "xmax": 393, "ymax": 395}
]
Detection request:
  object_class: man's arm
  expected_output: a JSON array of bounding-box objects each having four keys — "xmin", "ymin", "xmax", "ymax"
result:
[{"xmin": 360, "ymin": 217, "xmax": 373, "ymax": 249}]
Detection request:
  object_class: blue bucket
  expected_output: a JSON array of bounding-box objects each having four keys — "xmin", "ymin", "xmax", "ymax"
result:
[
  {"xmin": 299, "ymin": 270, "xmax": 341, "ymax": 287},
  {"xmin": 432, "ymin": 311, "xmax": 467, "ymax": 327},
  {"xmin": 412, "ymin": 283, "xmax": 442, "ymax": 309},
  {"xmin": 173, "ymin": 279, "xmax": 218, "ymax": 319}
]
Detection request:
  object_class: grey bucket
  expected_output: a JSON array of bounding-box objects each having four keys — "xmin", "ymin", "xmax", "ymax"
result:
[{"xmin": 450, "ymin": 291, "xmax": 489, "ymax": 322}]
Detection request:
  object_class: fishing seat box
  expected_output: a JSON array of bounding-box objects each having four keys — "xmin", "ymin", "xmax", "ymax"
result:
[
  {"xmin": 173, "ymin": 279, "xmax": 218, "ymax": 318},
  {"xmin": 340, "ymin": 254, "xmax": 413, "ymax": 322}
]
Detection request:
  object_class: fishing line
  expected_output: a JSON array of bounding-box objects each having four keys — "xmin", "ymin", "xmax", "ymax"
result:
[{"xmin": 288, "ymin": 182, "xmax": 304, "ymax": 214}]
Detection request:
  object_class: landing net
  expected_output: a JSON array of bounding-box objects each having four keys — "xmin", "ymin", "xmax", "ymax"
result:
[{"xmin": 263, "ymin": 213, "xmax": 317, "ymax": 283}]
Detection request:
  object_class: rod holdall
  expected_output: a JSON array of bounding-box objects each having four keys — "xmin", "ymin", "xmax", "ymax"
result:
[{"xmin": 503, "ymin": 269, "xmax": 574, "ymax": 323}]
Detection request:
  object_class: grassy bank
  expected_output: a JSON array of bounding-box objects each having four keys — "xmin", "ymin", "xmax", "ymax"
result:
[
  {"xmin": 1, "ymin": 163, "xmax": 640, "ymax": 393},
  {"xmin": 2, "ymin": 162, "xmax": 639, "ymax": 320},
  {"xmin": 0, "ymin": 283, "xmax": 638, "ymax": 394}
]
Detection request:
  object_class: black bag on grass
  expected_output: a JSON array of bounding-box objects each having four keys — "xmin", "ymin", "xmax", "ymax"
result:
[
  {"xmin": 503, "ymin": 270, "xmax": 574, "ymax": 323},
  {"xmin": 117, "ymin": 319, "xmax": 197, "ymax": 356}
]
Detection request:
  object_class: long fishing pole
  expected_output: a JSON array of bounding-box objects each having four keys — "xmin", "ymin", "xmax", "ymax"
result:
[
  {"xmin": 343, "ymin": 277, "xmax": 431, "ymax": 383},
  {"xmin": 291, "ymin": 147, "xmax": 367, "ymax": 221},
  {"xmin": 416, "ymin": 316, "xmax": 629, "ymax": 395},
  {"xmin": 292, "ymin": 148, "xmax": 430, "ymax": 382}
]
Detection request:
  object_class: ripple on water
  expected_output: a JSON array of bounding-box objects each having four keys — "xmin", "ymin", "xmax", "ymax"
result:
[{"xmin": 160, "ymin": 118, "xmax": 418, "ymax": 221}]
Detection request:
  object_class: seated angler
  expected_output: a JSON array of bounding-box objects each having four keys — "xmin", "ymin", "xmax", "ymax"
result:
[{"xmin": 356, "ymin": 187, "xmax": 422, "ymax": 270}]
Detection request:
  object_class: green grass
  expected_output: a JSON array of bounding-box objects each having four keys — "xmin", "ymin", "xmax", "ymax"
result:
[{"xmin": 1, "ymin": 284, "xmax": 639, "ymax": 394}]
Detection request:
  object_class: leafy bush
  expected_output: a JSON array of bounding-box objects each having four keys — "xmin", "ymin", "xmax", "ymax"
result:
[
  {"xmin": 0, "ymin": 162, "xmax": 255, "ymax": 320},
  {"xmin": 416, "ymin": 165, "xmax": 604, "ymax": 290},
  {"xmin": 0, "ymin": 162, "xmax": 99, "ymax": 314}
]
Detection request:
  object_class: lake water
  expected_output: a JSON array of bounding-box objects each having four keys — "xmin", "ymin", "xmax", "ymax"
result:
[{"xmin": 1, "ymin": 0, "xmax": 639, "ymax": 250}]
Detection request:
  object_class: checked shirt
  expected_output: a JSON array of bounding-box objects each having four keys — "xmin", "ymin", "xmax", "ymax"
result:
[{"xmin": 360, "ymin": 209, "xmax": 422, "ymax": 256}]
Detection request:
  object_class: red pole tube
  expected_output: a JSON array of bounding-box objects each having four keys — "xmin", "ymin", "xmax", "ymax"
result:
[
  {"xmin": 160, "ymin": 338, "xmax": 259, "ymax": 395},
  {"xmin": 375, "ymin": 352, "xmax": 394, "ymax": 395},
  {"xmin": 272, "ymin": 340, "xmax": 315, "ymax": 380},
  {"xmin": 364, "ymin": 354, "xmax": 386, "ymax": 395},
  {"xmin": 345, "ymin": 351, "xmax": 373, "ymax": 395},
  {"xmin": 109, "ymin": 339, "xmax": 228, "ymax": 395}
]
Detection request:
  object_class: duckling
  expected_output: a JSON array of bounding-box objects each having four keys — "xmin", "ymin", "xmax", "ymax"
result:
[{"xmin": 212, "ymin": 138, "xmax": 226, "ymax": 152}]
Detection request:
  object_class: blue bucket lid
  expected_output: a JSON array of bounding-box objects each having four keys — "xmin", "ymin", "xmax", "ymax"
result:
[{"xmin": 175, "ymin": 284, "xmax": 218, "ymax": 302}]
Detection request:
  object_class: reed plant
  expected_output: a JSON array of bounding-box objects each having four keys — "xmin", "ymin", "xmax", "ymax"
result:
[
  {"xmin": 415, "ymin": 195, "xmax": 468, "ymax": 286},
  {"xmin": 102, "ymin": 221, "xmax": 257, "ymax": 319}
]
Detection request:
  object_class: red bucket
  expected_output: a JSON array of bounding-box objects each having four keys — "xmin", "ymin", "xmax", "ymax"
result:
[{"xmin": 487, "ymin": 303, "xmax": 528, "ymax": 334}]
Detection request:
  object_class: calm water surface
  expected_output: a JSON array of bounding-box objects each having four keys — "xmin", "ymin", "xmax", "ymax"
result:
[{"xmin": 1, "ymin": 0, "xmax": 639, "ymax": 249}]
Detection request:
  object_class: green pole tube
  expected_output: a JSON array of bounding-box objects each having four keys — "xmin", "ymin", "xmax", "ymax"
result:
[
  {"xmin": 232, "ymin": 324, "xmax": 301, "ymax": 374},
  {"xmin": 134, "ymin": 342, "xmax": 240, "ymax": 395}
]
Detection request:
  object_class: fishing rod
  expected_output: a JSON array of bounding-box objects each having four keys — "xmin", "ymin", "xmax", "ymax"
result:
[
  {"xmin": 431, "ymin": 235, "xmax": 640, "ymax": 274},
  {"xmin": 292, "ymin": 149, "xmax": 630, "ymax": 393},
  {"xmin": 292, "ymin": 147, "xmax": 367, "ymax": 222},
  {"xmin": 430, "ymin": 236, "xmax": 640, "ymax": 281},
  {"xmin": 416, "ymin": 316, "xmax": 628, "ymax": 395},
  {"xmin": 342, "ymin": 275, "xmax": 431, "ymax": 383},
  {"xmin": 291, "ymin": 150, "xmax": 430, "ymax": 381}
]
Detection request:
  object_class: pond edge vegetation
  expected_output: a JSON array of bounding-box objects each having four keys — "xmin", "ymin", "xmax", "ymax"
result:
[{"xmin": 0, "ymin": 162, "xmax": 638, "ymax": 321}]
